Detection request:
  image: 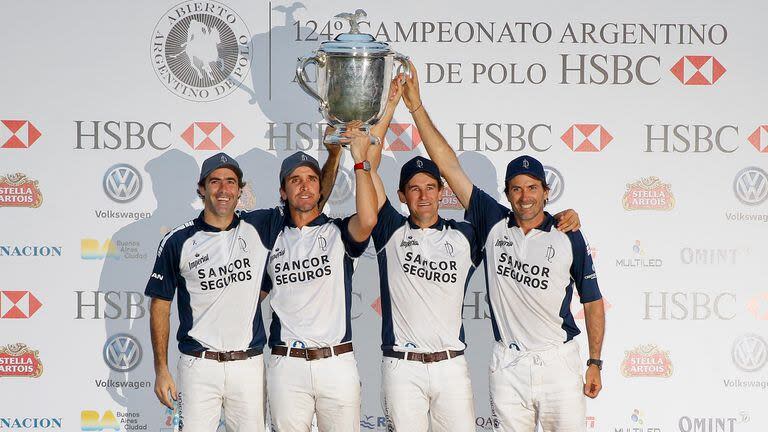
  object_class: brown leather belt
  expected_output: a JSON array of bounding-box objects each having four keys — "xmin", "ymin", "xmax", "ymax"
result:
[
  {"xmin": 383, "ymin": 349, "xmax": 464, "ymax": 363},
  {"xmin": 183, "ymin": 347, "xmax": 262, "ymax": 362},
  {"xmin": 271, "ymin": 342, "xmax": 353, "ymax": 361}
]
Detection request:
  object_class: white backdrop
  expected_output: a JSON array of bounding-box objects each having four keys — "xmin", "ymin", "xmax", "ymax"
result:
[{"xmin": 1, "ymin": 1, "xmax": 767, "ymax": 431}]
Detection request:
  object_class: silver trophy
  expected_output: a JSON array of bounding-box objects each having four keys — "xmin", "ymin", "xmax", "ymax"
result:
[{"xmin": 296, "ymin": 9, "xmax": 410, "ymax": 144}]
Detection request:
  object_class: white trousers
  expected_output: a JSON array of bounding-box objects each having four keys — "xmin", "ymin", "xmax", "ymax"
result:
[
  {"xmin": 177, "ymin": 353, "xmax": 266, "ymax": 432},
  {"xmin": 266, "ymin": 352, "xmax": 361, "ymax": 432},
  {"xmin": 381, "ymin": 354, "xmax": 476, "ymax": 432},
  {"xmin": 489, "ymin": 341, "xmax": 585, "ymax": 432}
]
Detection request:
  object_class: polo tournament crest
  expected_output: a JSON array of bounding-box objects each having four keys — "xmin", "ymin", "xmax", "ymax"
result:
[{"xmin": 151, "ymin": 0, "xmax": 252, "ymax": 102}]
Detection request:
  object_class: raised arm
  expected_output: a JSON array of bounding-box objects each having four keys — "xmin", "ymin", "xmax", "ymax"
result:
[
  {"xmin": 402, "ymin": 61, "xmax": 474, "ymax": 208},
  {"xmin": 369, "ymin": 77, "xmax": 404, "ymax": 209},
  {"xmin": 342, "ymin": 130, "xmax": 378, "ymax": 242},
  {"xmin": 319, "ymin": 130, "xmax": 342, "ymax": 212}
]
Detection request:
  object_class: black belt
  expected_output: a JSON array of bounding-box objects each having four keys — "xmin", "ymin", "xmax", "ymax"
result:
[
  {"xmin": 271, "ymin": 342, "xmax": 353, "ymax": 361},
  {"xmin": 383, "ymin": 349, "xmax": 464, "ymax": 363},
  {"xmin": 183, "ymin": 347, "xmax": 262, "ymax": 362}
]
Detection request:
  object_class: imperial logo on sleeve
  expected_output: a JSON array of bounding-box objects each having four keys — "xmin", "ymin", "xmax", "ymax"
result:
[
  {"xmin": 622, "ymin": 177, "xmax": 674, "ymax": 211},
  {"xmin": 0, "ymin": 343, "xmax": 43, "ymax": 378},
  {"xmin": 620, "ymin": 344, "xmax": 672, "ymax": 378},
  {"xmin": 0, "ymin": 173, "xmax": 42, "ymax": 208}
]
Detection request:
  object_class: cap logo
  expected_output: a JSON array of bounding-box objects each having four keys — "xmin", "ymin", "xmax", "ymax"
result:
[
  {"xmin": 416, "ymin": 160, "xmax": 424, "ymax": 168},
  {"xmin": 522, "ymin": 159, "xmax": 530, "ymax": 169},
  {"xmin": 301, "ymin": 154, "xmax": 308, "ymax": 162},
  {"xmin": 220, "ymin": 155, "xmax": 228, "ymax": 163}
]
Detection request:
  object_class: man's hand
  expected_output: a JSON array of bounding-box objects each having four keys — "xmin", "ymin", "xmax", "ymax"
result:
[
  {"xmin": 154, "ymin": 368, "xmax": 178, "ymax": 409},
  {"xmin": 323, "ymin": 125, "xmax": 342, "ymax": 157},
  {"xmin": 401, "ymin": 61, "xmax": 422, "ymax": 112},
  {"xmin": 343, "ymin": 126, "xmax": 371, "ymax": 163},
  {"xmin": 584, "ymin": 364, "xmax": 602, "ymax": 398},
  {"xmin": 554, "ymin": 209, "xmax": 580, "ymax": 232}
]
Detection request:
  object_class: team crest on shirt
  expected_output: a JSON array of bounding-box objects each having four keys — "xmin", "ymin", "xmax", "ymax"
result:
[
  {"xmin": 444, "ymin": 242, "xmax": 455, "ymax": 257},
  {"xmin": 545, "ymin": 245, "xmax": 555, "ymax": 263},
  {"xmin": 318, "ymin": 236, "xmax": 328, "ymax": 251}
]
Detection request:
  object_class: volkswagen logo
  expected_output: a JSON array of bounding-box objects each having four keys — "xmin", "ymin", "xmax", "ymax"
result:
[
  {"xmin": 733, "ymin": 167, "xmax": 768, "ymax": 206},
  {"xmin": 732, "ymin": 334, "xmax": 767, "ymax": 372},
  {"xmin": 543, "ymin": 166, "xmax": 564, "ymax": 204},
  {"xmin": 103, "ymin": 164, "xmax": 142, "ymax": 203},
  {"xmin": 103, "ymin": 334, "xmax": 142, "ymax": 372}
]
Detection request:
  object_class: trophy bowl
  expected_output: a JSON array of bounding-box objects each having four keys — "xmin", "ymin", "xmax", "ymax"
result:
[{"xmin": 296, "ymin": 10, "xmax": 409, "ymax": 144}]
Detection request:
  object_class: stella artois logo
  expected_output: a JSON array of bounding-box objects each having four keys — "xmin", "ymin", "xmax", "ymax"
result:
[
  {"xmin": 622, "ymin": 177, "xmax": 674, "ymax": 211},
  {"xmin": 0, "ymin": 343, "xmax": 43, "ymax": 378},
  {"xmin": 439, "ymin": 183, "xmax": 463, "ymax": 210},
  {"xmin": 621, "ymin": 344, "xmax": 672, "ymax": 378},
  {"xmin": 0, "ymin": 173, "xmax": 43, "ymax": 208}
]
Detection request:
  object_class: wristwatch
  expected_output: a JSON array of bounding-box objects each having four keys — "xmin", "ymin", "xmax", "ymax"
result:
[
  {"xmin": 354, "ymin": 160, "xmax": 371, "ymax": 172},
  {"xmin": 586, "ymin": 359, "xmax": 603, "ymax": 370}
]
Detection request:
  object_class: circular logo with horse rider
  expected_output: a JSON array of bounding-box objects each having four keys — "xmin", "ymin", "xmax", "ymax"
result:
[{"xmin": 151, "ymin": 1, "xmax": 252, "ymax": 102}]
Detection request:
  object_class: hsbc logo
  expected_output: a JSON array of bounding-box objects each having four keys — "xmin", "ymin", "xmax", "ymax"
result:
[
  {"xmin": 103, "ymin": 164, "xmax": 142, "ymax": 203},
  {"xmin": 733, "ymin": 167, "xmax": 768, "ymax": 206},
  {"xmin": 746, "ymin": 293, "xmax": 768, "ymax": 321},
  {"xmin": 1, "ymin": 120, "xmax": 41, "ymax": 149},
  {"xmin": 670, "ymin": 56, "xmax": 726, "ymax": 85},
  {"xmin": 386, "ymin": 123, "xmax": 421, "ymax": 151},
  {"xmin": 561, "ymin": 124, "xmax": 612, "ymax": 152},
  {"xmin": 181, "ymin": 122, "xmax": 234, "ymax": 150},
  {"xmin": 747, "ymin": 125, "xmax": 768, "ymax": 153},
  {"xmin": 0, "ymin": 291, "xmax": 42, "ymax": 319}
]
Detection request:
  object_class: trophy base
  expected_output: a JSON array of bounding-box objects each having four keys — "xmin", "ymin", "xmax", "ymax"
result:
[{"xmin": 324, "ymin": 125, "xmax": 379, "ymax": 146}]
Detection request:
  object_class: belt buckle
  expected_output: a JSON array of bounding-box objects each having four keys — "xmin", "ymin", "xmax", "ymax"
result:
[
  {"xmin": 217, "ymin": 351, "xmax": 232, "ymax": 362},
  {"xmin": 421, "ymin": 352, "xmax": 434, "ymax": 364}
]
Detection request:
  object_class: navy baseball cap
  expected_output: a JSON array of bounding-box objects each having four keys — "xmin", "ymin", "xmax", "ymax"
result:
[
  {"xmin": 199, "ymin": 152, "xmax": 243, "ymax": 184},
  {"xmin": 399, "ymin": 156, "xmax": 441, "ymax": 191},
  {"xmin": 280, "ymin": 151, "xmax": 321, "ymax": 185},
  {"xmin": 504, "ymin": 155, "xmax": 547, "ymax": 188}
]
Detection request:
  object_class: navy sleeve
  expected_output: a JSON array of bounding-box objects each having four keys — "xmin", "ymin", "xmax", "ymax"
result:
[
  {"xmin": 567, "ymin": 230, "xmax": 602, "ymax": 303},
  {"xmin": 371, "ymin": 199, "xmax": 406, "ymax": 252},
  {"xmin": 144, "ymin": 233, "xmax": 181, "ymax": 301},
  {"xmin": 260, "ymin": 263, "xmax": 274, "ymax": 293},
  {"xmin": 453, "ymin": 221, "xmax": 483, "ymax": 267},
  {"xmin": 464, "ymin": 186, "xmax": 509, "ymax": 249},
  {"xmin": 335, "ymin": 216, "xmax": 370, "ymax": 258},
  {"xmin": 240, "ymin": 207, "xmax": 285, "ymax": 250}
]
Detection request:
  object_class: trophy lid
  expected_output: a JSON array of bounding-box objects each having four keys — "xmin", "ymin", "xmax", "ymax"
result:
[{"xmin": 319, "ymin": 9, "xmax": 390, "ymax": 55}]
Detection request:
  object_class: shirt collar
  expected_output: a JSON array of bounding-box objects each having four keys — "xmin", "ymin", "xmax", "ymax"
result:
[
  {"xmin": 407, "ymin": 215, "xmax": 445, "ymax": 230},
  {"xmin": 283, "ymin": 209, "xmax": 329, "ymax": 228},
  {"xmin": 195, "ymin": 211, "xmax": 240, "ymax": 232},
  {"xmin": 507, "ymin": 211, "xmax": 555, "ymax": 232}
]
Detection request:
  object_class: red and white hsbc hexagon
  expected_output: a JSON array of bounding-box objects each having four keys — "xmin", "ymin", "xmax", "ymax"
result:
[
  {"xmin": 181, "ymin": 122, "xmax": 234, "ymax": 150},
  {"xmin": 0, "ymin": 291, "xmax": 42, "ymax": 319},
  {"xmin": 1, "ymin": 120, "xmax": 41, "ymax": 149},
  {"xmin": 386, "ymin": 123, "xmax": 422, "ymax": 151},
  {"xmin": 748, "ymin": 126, "xmax": 768, "ymax": 153},
  {"xmin": 670, "ymin": 56, "xmax": 726, "ymax": 85},
  {"xmin": 561, "ymin": 124, "xmax": 613, "ymax": 152}
]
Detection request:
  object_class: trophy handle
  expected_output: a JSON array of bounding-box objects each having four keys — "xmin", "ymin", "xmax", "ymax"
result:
[
  {"xmin": 393, "ymin": 53, "xmax": 411, "ymax": 83},
  {"xmin": 296, "ymin": 54, "xmax": 327, "ymax": 112}
]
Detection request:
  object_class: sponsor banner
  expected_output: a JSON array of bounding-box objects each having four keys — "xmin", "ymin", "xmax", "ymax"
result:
[
  {"xmin": 0, "ymin": 291, "xmax": 42, "ymax": 319},
  {"xmin": 0, "ymin": 343, "xmax": 43, "ymax": 378},
  {"xmin": 621, "ymin": 345, "xmax": 672, "ymax": 378},
  {"xmin": 623, "ymin": 177, "xmax": 674, "ymax": 211},
  {"xmin": 0, "ymin": 173, "xmax": 42, "ymax": 208}
]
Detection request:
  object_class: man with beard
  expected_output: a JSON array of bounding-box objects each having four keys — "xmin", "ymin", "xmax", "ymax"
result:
[
  {"xmin": 399, "ymin": 63, "xmax": 605, "ymax": 432},
  {"xmin": 145, "ymin": 149, "xmax": 340, "ymax": 432},
  {"xmin": 366, "ymin": 79, "xmax": 583, "ymax": 432},
  {"xmin": 261, "ymin": 132, "xmax": 378, "ymax": 431}
]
